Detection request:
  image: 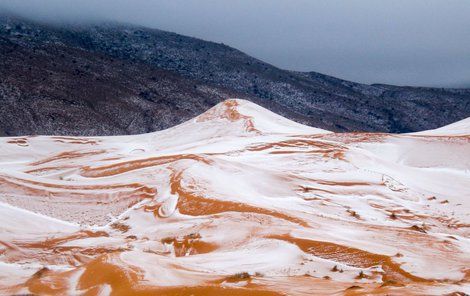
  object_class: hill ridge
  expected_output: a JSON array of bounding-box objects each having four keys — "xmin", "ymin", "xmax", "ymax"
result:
[{"xmin": 1, "ymin": 14, "xmax": 470, "ymax": 136}]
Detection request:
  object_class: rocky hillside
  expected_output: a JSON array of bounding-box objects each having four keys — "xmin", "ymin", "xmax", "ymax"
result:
[{"xmin": 1, "ymin": 14, "xmax": 470, "ymax": 136}]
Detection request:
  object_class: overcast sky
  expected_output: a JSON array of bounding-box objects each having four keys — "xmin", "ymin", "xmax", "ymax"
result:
[{"xmin": 2, "ymin": 0, "xmax": 470, "ymax": 87}]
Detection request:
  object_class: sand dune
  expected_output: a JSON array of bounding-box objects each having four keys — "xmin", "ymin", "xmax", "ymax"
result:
[{"xmin": 0, "ymin": 99, "xmax": 469, "ymax": 295}]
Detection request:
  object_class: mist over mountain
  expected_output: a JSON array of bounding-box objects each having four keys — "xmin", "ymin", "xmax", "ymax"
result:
[{"xmin": 2, "ymin": 0, "xmax": 470, "ymax": 87}]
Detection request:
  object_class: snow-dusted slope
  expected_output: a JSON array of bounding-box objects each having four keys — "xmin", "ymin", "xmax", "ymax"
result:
[
  {"xmin": 0, "ymin": 99, "xmax": 469, "ymax": 295},
  {"xmin": 412, "ymin": 117, "xmax": 470, "ymax": 136}
]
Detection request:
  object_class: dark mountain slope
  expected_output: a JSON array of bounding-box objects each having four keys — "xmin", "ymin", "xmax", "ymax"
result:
[
  {"xmin": 1, "ymin": 15, "xmax": 469, "ymax": 136},
  {"xmin": 0, "ymin": 35, "xmax": 245, "ymax": 136}
]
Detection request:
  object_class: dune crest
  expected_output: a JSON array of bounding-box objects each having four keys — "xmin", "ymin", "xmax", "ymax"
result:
[{"xmin": 0, "ymin": 100, "xmax": 469, "ymax": 295}]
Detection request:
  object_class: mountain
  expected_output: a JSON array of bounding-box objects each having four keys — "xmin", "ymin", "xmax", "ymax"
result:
[
  {"xmin": 0, "ymin": 99, "xmax": 468, "ymax": 295},
  {"xmin": 1, "ymin": 14, "xmax": 470, "ymax": 136}
]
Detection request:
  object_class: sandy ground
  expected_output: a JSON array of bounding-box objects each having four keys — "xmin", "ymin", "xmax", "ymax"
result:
[{"xmin": 0, "ymin": 99, "xmax": 469, "ymax": 295}]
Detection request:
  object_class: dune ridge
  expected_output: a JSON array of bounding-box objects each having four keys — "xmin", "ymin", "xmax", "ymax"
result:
[{"xmin": 0, "ymin": 99, "xmax": 469, "ymax": 295}]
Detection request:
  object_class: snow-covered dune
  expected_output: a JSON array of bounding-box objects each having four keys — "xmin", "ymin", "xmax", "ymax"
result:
[
  {"xmin": 412, "ymin": 117, "xmax": 470, "ymax": 136},
  {"xmin": 0, "ymin": 99, "xmax": 469, "ymax": 295}
]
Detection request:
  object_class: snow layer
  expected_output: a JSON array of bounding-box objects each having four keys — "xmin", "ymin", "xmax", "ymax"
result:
[{"xmin": 0, "ymin": 99, "xmax": 469, "ymax": 296}]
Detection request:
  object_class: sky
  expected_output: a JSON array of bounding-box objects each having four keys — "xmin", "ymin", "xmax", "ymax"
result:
[{"xmin": 1, "ymin": 0, "xmax": 470, "ymax": 87}]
